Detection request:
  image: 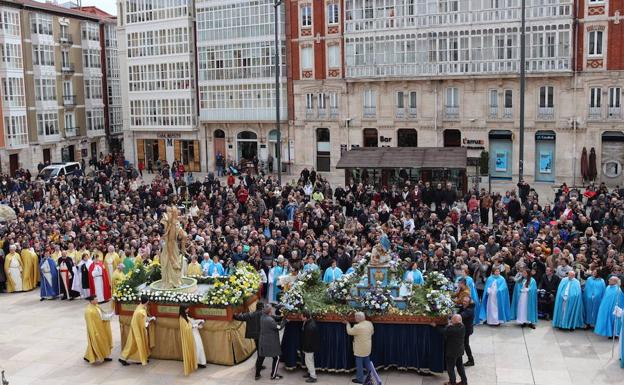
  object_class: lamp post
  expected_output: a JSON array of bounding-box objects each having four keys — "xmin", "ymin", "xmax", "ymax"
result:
[
  {"xmin": 518, "ymin": 0, "xmax": 526, "ymax": 182},
  {"xmin": 274, "ymin": 0, "xmax": 283, "ymax": 185}
]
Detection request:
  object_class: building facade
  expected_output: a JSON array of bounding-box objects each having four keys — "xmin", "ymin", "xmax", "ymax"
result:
[
  {"xmin": 118, "ymin": 0, "xmax": 202, "ymax": 172},
  {"xmin": 196, "ymin": 0, "xmax": 289, "ymax": 173},
  {"xmin": 0, "ymin": 0, "xmax": 115, "ymax": 176}
]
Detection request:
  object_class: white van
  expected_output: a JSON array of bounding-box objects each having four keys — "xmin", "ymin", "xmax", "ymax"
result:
[{"xmin": 38, "ymin": 162, "xmax": 82, "ymax": 180}]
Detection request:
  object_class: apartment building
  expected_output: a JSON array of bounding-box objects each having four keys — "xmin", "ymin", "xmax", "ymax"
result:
[
  {"xmin": 0, "ymin": 0, "xmax": 115, "ymax": 175},
  {"xmin": 118, "ymin": 0, "xmax": 202, "ymax": 172},
  {"xmin": 196, "ymin": 0, "xmax": 288, "ymax": 172}
]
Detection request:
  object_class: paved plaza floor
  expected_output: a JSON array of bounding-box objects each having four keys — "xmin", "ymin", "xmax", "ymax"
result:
[{"xmin": 0, "ymin": 290, "xmax": 622, "ymax": 385}]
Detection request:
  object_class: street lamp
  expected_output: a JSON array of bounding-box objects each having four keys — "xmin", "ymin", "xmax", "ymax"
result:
[
  {"xmin": 518, "ymin": 0, "xmax": 526, "ymax": 182},
  {"xmin": 274, "ymin": 0, "xmax": 283, "ymax": 185}
]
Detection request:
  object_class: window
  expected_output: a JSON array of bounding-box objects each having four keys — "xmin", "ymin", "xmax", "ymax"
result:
[
  {"xmin": 301, "ymin": 5, "xmax": 312, "ymax": 27},
  {"xmin": 0, "ymin": 43, "xmax": 23, "ymax": 69},
  {"xmin": 86, "ymin": 109, "xmax": 105, "ymax": 131},
  {"xmin": 318, "ymin": 93, "xmax": 327, "ymax": 111},
  {"xmin": 363, "ymin": 128, "xmax": 378, "ymax": 147},
  {"xmin": 409, "ymin": 92, "xmax": 417, "ymax": 110},
  {"xmin": 301, "ymin": 46, "xmax": 313, "ymax": 70},
  {"xmin": 306, "ymin": 93, "xmax": 315, "ymax": 111},
  {"xmin": 446, "ymin": 87, "xmax": 459, "ymax": 117},
  {"xmin": 33, "ymin": 44, "xmax": 54, "ymax": 66},
  {"xmin": 489, "ymin": 89, "xmax": 498, "ymax": 117},
  {"xmin": 589, "ymin": 87, "xmax": 602, "ymax": 119},
  {"xmin": 4, "ymin": 115, "xmax": 28, "ymax": 147},
  {"xmin": 34, "ymin": 78, "xmax": 56, "ymax": 101},
  {"xmin": 85, "ymin": 79, "xmax": 103, "ymax": 99},
  {"xmin": 329, "ymin": 92, "xmax": 339, "ymax": 116},
  {"xmin": 64, "ymin": 112, "xmax": 75, "ymax": 131},
  {"xmin": 588, "ymin": 30, "xmax": 603, "ymax": 56},
  {"xmin": 31, "ymin": 13, "xmax": 52, "ymax": 35},
  {"xmin": 608, "ymin": 87, "xmax": 621, "ymax": 118},
  {"xmin": 328, "ymin": 3, "xmax": 339, "ymax": 24},
  {"xmin": 398, "ymin": 129, "xmax": 418, "ymax": 147},
  {"xmin": 83, "ymin": 48, "xmax": 101, "ymax": 68},
  {"xmin": 363, "ymin": 89, "xmax": 376, "ymax": 117},
  {"xmin": 1, "ymin": 77, "xmax": 25, "ymax": 107},
  {"xmin": 539, "ymin": 86, "xmax": 554, "ymax": 108},
  {"xmin": 504, "ymin": 90, "xmax": 513, "ymax": 118},
  {"xmin": 396, "ymin": 91, "xmax": 405, "ymax": 109},
  {"xmin": 538, "ymin": 86, "xmax": 554, "ymax": 119},
  {"xmin": 316, "ymin": 128, "xmax": 331, "ymax": 172},
  {"xmin": 37, "ymin": 112, "xmax": 59, "ymax": 136},
  {"xmin": 328, "ymin": 45, "xmax": 340, "ymax": 68},
  {"xmin": 0, "ymin": 10, "xmax": 21, "ymax": 36}
]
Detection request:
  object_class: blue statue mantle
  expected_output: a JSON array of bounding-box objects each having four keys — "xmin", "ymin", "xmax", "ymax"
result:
[{"xmin": 349, "ymin": 264, "xmax": 407, "ymax": 310}]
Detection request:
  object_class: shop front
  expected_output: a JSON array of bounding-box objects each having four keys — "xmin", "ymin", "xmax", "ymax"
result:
[
  {"xmin": 601, "ymin": 131, "xmax": 624, "ymax": 186},
  {"xmin": 488, "ymin": 130, "xmax": 513, "ymax": 180},
  {"xmin": 534, "ymin": 131, "xmax": 556, "ymax": 183},
  {"xmin": 136, "ymin": 133, "xmax": 201, "ymax": 172},
  {"xmin": 336, "ymin": 147, "xmax": 467, "ymax": 194}
]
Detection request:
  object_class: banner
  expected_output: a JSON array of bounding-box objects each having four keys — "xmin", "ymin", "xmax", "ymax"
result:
[
  {"xmin": 539, "ymin": 152, "xmax": 552, "ymax": 174},
  {"xmin": 495, "ymin": 151, "xmax": 507, "ymax": 172}
]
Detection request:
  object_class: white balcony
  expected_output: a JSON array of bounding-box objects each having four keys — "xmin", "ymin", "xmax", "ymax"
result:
[
  {"xmin": 330, "ymin": 107, "xmax": 339, "ymax": 118},
  {"xmin": 6, "ymin": 134, "xmax": 28, "ymax": 148},
  {"xmin": 408, "ymin": 107, "xmax": 417, "ymax": 118},
  {"xmin": 317, "ymin": 108, "xmax": 327, "ymax": 119},
  {"xmin": 305, "ymin": 108, "xmax": 315, "ymax": 119},
  {"xmin": 537, "ymin": 107, "xmax": 554, "ymax": 120},
  {"xmin": 503, "ymin": 107, "xmax": 513, "ymax": 119},
  {"xmin": 588, "ymin": 107, "xmax": 602, "ymax": 121},
  {"xmin": 395, "ymin": 108, "xmax": 405, "ymax": 118},
  {"xmin": 363, "ymin": 106, "xmax": 376, "ymax": 118},
  {"xmin": 489, "ymin": 106, "xmax": 498, "ymax": 119},
  {"xmin": 608, "ymin": 107, "xmax": 621, "ymax": 119},
  {"xmin": 64, "ymin": 126, "xmax": 77, "ymax": 137},
  {"xmin": 445, "ymin": 106, "xmax": 459, "ymax": 119}
]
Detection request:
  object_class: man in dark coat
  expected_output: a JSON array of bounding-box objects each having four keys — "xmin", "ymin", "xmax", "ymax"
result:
[
  {"xmin": 538, "ymin": 266, "xmax": 560, "ymax": 320},
  {"xmin": 301, "ymin": 311, "xmax": 319, "ymax": 383},
  {"xmin": 458, "ymin": 296, "xmax": 475, "ymax": 367},
  {"xmin": 256, "ymin": 305, "xmax": 285, "ymax": 380},
  {"xmin": 434, "ymin": 314, "xmax": 468, "ymax": 385},
  {"xmin": 234, "ymin": 302, "xmax": 264, "ymax": 373}
]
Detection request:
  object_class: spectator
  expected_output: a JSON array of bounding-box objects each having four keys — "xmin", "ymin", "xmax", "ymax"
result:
[
  {"xmin": 301, "ymin": 311, "xmax": 319, "ymax": 383},
  {"xmin": 343, "ymin": 312, "xmax": 374, "ymax": 384}
]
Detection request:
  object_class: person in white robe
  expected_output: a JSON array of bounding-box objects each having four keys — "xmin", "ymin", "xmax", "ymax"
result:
[
  {"xmin": 191, "ymin": 318, "xmax": 207, "ymax": 367},
  {"xmin": 73, "ymin": 255, "xmax": 93, "ymax": 298},
  {"xmin": 6, "ymin": 244, "xmax": 23, "ymax": 292}
]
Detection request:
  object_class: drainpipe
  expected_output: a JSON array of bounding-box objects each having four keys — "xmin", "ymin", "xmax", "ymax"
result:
[
  {"xmin": 572, "ymin": 0, "xmax": 580, "ymax": 187},
  {"xmin": 434, "ymin": 82, "xmax": 438, "ymax": 146}
]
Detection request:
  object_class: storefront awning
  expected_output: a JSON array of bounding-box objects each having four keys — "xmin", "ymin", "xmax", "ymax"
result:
[{"xmin": 336, "ymin": 147, "xmax": 467, "ymax": 169}]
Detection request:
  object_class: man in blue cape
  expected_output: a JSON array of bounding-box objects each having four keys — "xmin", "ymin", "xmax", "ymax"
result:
[
  {"xmin": 511, "ymin": 269, "xmax": 538, "ymax": 328},
  {"xmin": 40, "ymin": 252, "xmax": 59, "ymax": 300},
  {"xmin": 594, "ymin": 276, "xmax": 622, "ymax": 338},
  {"xmin": 552, "ymin": 271, "xmax": 585, "ymax": 330},
  {"xmin": 322, "ymin": 260, "xmax": 343, "ymax": 283},
  {"xmin": 479, "ymin": 267, "xmax": 511, "ymax": 325},
  {"xmin": 583, "ymin": 270, "xmax": 605, "ymax": 328}
]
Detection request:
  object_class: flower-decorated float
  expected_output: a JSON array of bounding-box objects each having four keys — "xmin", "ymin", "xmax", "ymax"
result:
[
  {"xmin": 279, "ymin": 235, "xmax": 456, "ymax": 373},
  {"xmin": 113, "ymin": 206, "xmax": 261, "ymax": 366}
]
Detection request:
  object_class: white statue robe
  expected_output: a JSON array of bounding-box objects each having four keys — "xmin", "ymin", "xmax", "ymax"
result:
[
  {"xmin": 487, "ymin": 281, "xmax": 500, "ymax": 325},
  {"xmin": 91, "ymin": 264, "xmax": 105, "ymax": 303},
  {"xmin": 9, "ymin": 255, "xmax": 23, "ymax": 292},
  {"xmin": 191, "ymin": 318, "xmax": 207, "ymax": 366}
]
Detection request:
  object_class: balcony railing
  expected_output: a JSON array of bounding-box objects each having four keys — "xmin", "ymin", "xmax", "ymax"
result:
[
  {"xmin": 489, "ymin": 106, "xmax": 498, "ymax": 118},
  {"xmin": 63, "ymin": 95, "xmax": 77, "ymax": 107},
  {"xmin": 445, "ymin": 106, "xmax": 459, "ymax": 119},
  {"xmin": 408, "ymin": 107, "xmax": 417, "ymax": 118},
  {"xmin": 65, "ymin": 126, "xmax": 78, "ymax": 137},
  {"xmin": 503, "ymin": 107, "xmax": 513, "ymax": 119},
  {"xmin": 317, "ymin": 108, "xmax": 327, "ymax": 118},
  {"xmin": 396, "ymin": 108, "xmax": 405, "ymax": 118},
  {"xmin": 305, "ymin": 108, "xmax": 315, "ymax": 119},
  {"xmin": 608, "ymin": 106, "xmax": 621, "ymax": 119},
  {"xmin": 588, "ymin": 106, "xmax": 602, "ymax": 120},
  {"xmin": 6, "ymin": 135, "xmax": 28, "ymax": 148},
  {"xmin": 62, "ymin": 64, "xmax": 75, "ymax": 75},
  {"xmin": 330, "ymin": 107, "xmax": 339, "ymax": 118},
  {"xmin": 537, "ymin": 107, "xmax": 555, "ymax": 120},
  {"xmin": 59, "ymin": 35, "xmax": 73, "ymax": 45},
  {"xmin": 363, "ymin": 106, "xmax": 376, "ymax": 118}
]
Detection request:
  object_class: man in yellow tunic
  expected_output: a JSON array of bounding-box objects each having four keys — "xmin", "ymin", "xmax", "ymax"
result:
[
  {"xmin": 104, "ymin": 246, "xmax": 120, "ymax": 285},
  {"xmin": 20, "ymin": 244, "xmax": 39, "ymax": 291},
  {"xmin": 111, "ymin": 264, "xmax": 126, "ymax": 294},
  {"xmin": 4, "ymin": 244, "xmax": 23, "ymax": 292},
  {"xmin": 186, "ymin": 255, "xmax": 202, "ymax": 276},
  {"xmin": 119, "ymin": 295, "xmax": 155, "ymax": 366},
  {"xmin": 92, "ymin": 246, "xmax": 104, "ymax": 263},
  {"xmin": 84, "ymin": 296, "xmax": 113, "ymax": 364},
  {"xmin": 179, "ymin": 306, "xmax": 198, "ymax": 376}
]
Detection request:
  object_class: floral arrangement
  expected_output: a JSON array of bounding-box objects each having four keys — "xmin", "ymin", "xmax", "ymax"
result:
[
  {"xmin": 327, "ymin": 273, "xmax": 357, "ymax": 302},
  {"xmin": 361, "ymin": 285, "xmax": 395, "ymax": 313},
  {"xmin": 424, "ymin": 271, "xmax": 455, "ymax": 292},
  {"xmin": 297, "ymin": 268, "xmax": 321, "ymax": 287},
  {"xmin": 202, "ymin": 262, "xmax": 261, "ymax": 307},
  {"xmin": 425, "ymin": 289, "xmax": 455, "ymax": 316},
  {"xmin": 281, "ymin": 281, "xmax": 305, "ymax": 311},
  {"xmin": 139, "ymin": 289, "xmax": 204, "ymax": 304}
]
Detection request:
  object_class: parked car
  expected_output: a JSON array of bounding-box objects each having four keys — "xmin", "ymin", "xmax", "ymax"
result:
[{"xmin": 38, "ymin": 162, "xmax": 82, "ymax": 180}]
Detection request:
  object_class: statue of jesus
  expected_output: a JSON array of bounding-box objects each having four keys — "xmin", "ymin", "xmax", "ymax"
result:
[{"xmin": 159, "ymin": 206, "xmax": 187, "ymax": 289}]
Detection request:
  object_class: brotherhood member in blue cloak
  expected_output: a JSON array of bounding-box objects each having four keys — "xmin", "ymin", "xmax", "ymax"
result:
[
  {"xmin": 552, "ymin": 271, "xmax": 585, "ymax": 330},
  {"xmin": 615, "ymin": 306, "xmax": 624, "ymax": 367},
  {"xmin": 510, "ymin": 270, "xmax": 538, "ymax": 328},
  {"xmin": 594, "ymin": 276, "xmax": 623, "ymax": 338},
  {"xmin": 302, "ymin": 256, "xmax": 319, "ymax": 273},
  {"xmin": 40, "ymin": 253, "xmax": 59, "ymax": 300},
  {"xmin": 268, "ymin": 256, "xmax": 287, "ymax": 303},
  {"xmin": 455, "ymin": 267, "xmax": 480, "ymax": 325},
  {"xmin": 479, "ymin": 267, "xmax": 511, "ymax": 325},
  {"xmin": 404, "ymin": 262, "xmax": 425, "ymax": 285},
  {"xmin": 583, "ymin": 271, "xmax": 606, "ymax": 328},
  {"xmin": 323, "ymin": 260, "xmax": 343, "ymax": 283}
]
